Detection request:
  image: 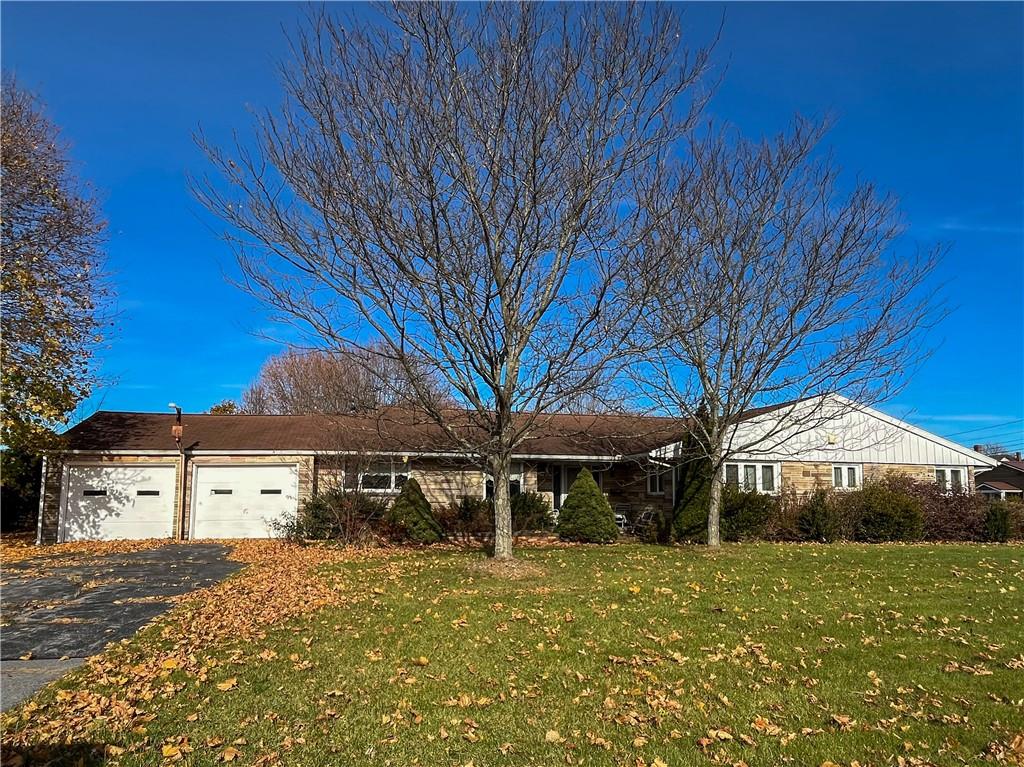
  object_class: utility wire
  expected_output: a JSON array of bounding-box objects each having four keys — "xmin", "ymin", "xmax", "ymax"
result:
[{"xmin": 942, "ymin": 418, "xmax": 1024, "ymax": 439}]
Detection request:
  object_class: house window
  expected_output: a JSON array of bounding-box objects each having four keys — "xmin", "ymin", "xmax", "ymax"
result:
[
  {"xmin": 353, "ymin": 459, "xmax": 410, "ymax": 493},
  {"xmin": 722, "ymin": 462, "xmax": 781, "ymax": 494},
  {"xmin": 725, "ymin": 464, "xmax": 739, "ymax": 488},
  {"xmin": 743, "ymin": 464, "xmax": 757, "ymax": 490},
  {"xmin": 832, "ymin": 465, "xmax": 861, "ymax": 489},
  {"xmin": 935, "ymin": 467, "xmax": 964, "ymax": 492},
  {"xmin": 486, "ymin": 462, "xmax": 523, "ymax": 499},
  {"xmin": 647, "ymin": 470, "xmax": 667, "ymax": 496},
  {"xmin": 360, "ymin": 464, "xmax": 392, "ymax": 490}
]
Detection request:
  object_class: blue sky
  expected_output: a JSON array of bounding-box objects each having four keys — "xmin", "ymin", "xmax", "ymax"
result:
[{"xmin": 4, "ymin": 2, "xmax": 1022, "ymax": 451}]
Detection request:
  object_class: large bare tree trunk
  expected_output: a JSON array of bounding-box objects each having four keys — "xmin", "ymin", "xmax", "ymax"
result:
[
  {"xmin": 706, "ymin": 471, "xmax": 722, "ymax": 548},
  {"xmin": 491, "ymin": 454, "xmax": 514, "ymax": 560}
]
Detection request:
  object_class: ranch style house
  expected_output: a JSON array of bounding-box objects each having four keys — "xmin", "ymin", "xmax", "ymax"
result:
[{"xmin": 38, "ymin": 395, "xmax": 996, "ymax": 542}]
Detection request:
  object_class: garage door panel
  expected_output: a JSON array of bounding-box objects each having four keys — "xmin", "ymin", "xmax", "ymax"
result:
[
  {"xmin": 192, "ymin": 465, "xmax": 299, "ymax": 539},
  {"xmin": 63, "ymin": 465, "xmax": 176, "ymax": 541}
]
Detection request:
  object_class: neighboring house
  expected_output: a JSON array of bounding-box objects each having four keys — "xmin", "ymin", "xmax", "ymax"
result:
[
  {"xmin": 975, "ymin": 455, "xmax": 1024, "ymax": 501},
  {"xmin": 38, "ymin": 396, "xmax": 996, "ymax": 542}
]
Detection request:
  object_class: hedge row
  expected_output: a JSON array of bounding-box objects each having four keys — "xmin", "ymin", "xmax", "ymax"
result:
[
  {"xmin": 279, "ymin": 472, "xmax": 1022, "ymax": 547},
  {"xmin": 674, "ymin": 474, "xmax": 1022, "ymax": 544}
]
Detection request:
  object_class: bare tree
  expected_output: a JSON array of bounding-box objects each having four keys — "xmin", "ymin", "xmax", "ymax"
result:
[
  {"xmin": 196, "ymin": 3, "xmax": 710, "ymax": 559},
  {"xmin": 1, "ymin": 75, "xmax": 111, "ymax": 456},
  {"xmin": 237, "ymin": 345, "xmax": 444, "ymax": 415},
  {"xmin": 631, "ymin": 118, "xmax": 942, "ymax": 546}
]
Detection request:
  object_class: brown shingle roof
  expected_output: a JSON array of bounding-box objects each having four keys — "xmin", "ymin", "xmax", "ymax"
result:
[
  {"xmin": 978, "ymin": 480, "xmax": 1023, "ymax": 492},
  {"xmin": 62, "ymin": 409, "xmax": 689, "ymax": 458}
]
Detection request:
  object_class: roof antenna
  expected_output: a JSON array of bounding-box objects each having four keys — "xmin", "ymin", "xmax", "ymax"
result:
[{"xmin": 168, "ymin": 402, "xmax": 183, "ymax": 449}]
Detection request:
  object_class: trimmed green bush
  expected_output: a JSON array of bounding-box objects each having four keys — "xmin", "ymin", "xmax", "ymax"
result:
[
  {"xmin": 985, "ymin": 502, "xmax": 1011, "ymax": 543},
  {"xmin": 386, "ymin": 478, "xmax": 443, "ymax": 544},
  {"xmin": 556, "ymin": 468, "xmax": 618, "ymax": 543},
  {"xmin": 673, "ymin": 484, "xmax": 776, "ymax": 543},
  {"xmin": 512, "ymin": 491, "xmax": 554, "ymax": 532},
  {"xmin": 850, "ymin": 481, "xmax": 923, "ymax": 542},
  {"xmin": 797, "ymin": 489, "xmax": 841, "ymax": 542},
  {"xmin": 722, "ymin": 487, "xmax": 776, "ymax": 540}
]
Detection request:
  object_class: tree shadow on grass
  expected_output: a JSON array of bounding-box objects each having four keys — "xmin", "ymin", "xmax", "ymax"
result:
[{"xmin": 2, "ymin": 743, "xmax": 115, "ymax": 767}]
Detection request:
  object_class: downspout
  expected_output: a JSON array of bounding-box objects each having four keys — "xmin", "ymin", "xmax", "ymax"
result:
[
  {"xmin": 35, "ymin": 454, "xmax": 48, "ymax": 545},
  {"xmin": 177, "ymin": 447, "xmax": 188, "ymax": 540},
  {"xmin": 170, "ymin": 403, "xmax": 187, "ymax": 540}
]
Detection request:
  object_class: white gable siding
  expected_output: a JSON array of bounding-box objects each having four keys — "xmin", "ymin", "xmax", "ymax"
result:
[{"xmin": 723, "ymin": 396, "xmax": 995, "ymax": 468}]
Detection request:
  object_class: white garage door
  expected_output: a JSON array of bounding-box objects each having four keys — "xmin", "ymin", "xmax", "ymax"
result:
[
  {"xmin": 191, "ymin": 464, "xmax": 299, "ymax": 539},
  {"xmin": 62, "ymin": 465, "xmax": 176, "ymax": 541}
]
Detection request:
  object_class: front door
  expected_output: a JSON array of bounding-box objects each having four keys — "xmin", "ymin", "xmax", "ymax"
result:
[{"xmin": 551, "ymin": 464, "xmax": 564, "ymax": 510}]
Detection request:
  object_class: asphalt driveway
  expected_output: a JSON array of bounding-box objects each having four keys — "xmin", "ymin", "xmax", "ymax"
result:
[{"xmin": 1, "ymin": 543, "xmax": 241, "ymax": 710}]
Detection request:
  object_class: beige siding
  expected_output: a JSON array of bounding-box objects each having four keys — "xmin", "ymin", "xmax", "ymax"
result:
[{"xmin": 411, "ymin": 458, "xmax": 486, "ymax": 508}]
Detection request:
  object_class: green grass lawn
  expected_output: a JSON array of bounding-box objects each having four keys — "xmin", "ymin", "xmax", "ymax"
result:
[{"xmin": 9, "ymin": 544, "xmax": 1024, "ymax": 766}]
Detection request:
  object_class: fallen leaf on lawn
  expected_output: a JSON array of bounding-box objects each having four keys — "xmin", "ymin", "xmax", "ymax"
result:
[
  {"xmin": 831, "ymin": 714, "xmax": 855, "ymax": 731},
  {"xmin": 220, "ymin": 746, "xmax": 242, "ymax": 762},
  {"xmin": 216, "ymin": 677, "xmax": 238, "ymax": 691},
  {"xmin": 545, "ymin": 729, "xmax": 564, "ymax": 743},
  {"xmin": 413, "ymin": 655, "xmax": 430, "ymax": 666},
  {"xmin": 161, "ymin": 744, "xmax": 181, "ymax": 759}
]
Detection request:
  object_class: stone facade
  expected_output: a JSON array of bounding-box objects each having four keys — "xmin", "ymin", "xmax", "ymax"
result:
[
  {"xmin": 534, "ymin": 461, "xmax": 673, "ymax": 524},
  {"xmin": 779, "ymin": 461, "xmax": 973, "ymax": 494},
  {"xmin": 779, "ymin": 462, "xmax": 833, "ymax": 493}
]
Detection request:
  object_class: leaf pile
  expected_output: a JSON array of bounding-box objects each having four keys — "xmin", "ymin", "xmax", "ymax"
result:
[
  {"xmin": 1, "ymin": 540, "xmax": 366, "ymax": 759},
  {"xmin": 0, "ymin": 536, "xmax": 175, "ymax": 567}
]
